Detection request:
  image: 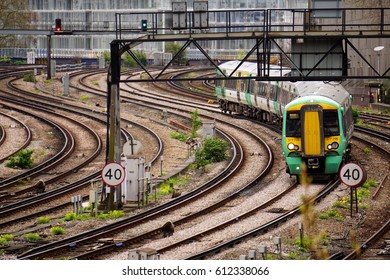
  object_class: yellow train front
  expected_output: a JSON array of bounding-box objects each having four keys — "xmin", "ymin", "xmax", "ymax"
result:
[{"xmin": 282, "ymin": 83, "xmax": 354, "ymax": 179}]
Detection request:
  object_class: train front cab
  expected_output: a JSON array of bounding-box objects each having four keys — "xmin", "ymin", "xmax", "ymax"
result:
[{"xmin": 283, "ymin": 101, "xmax": 345, "ymax": 178}]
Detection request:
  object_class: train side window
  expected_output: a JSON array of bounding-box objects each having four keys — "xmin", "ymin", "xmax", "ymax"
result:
[
  {"xmin": 251, "ymin": 80, "xmax": 258, "ymax": 95},
  {"xmin": 241, "ymin": 79, "xmax": 247, "ymax": 93},
  {"xmin": 323, "ymin": 110, "xmax": 339, "ymax": 136},
  {"xmin": 269, "ymin": 85, "xmax": 274, "ymax": 99},
  {"xmin": 286, "ymin": 112, "xmax": 301, "ymax": 137},
  {"xmin": 225, "ymin": 79, "xmax": 235, "ymax": 90},
  {"xmin": 281, "ymin": 89, "xmax": 289, "ymax": 105},
  {"xmin": 257, "ymin": 82, "xmax": 263, "ymax": 96},
  {"xmin": 343, "ymin": 106, "xmax": 353, "ymax": 134},
  {"xmin": 258, "ymin": 82, "xmax": 266, "ymax": 97},
  {"xmin": 272, "ymin": 83, "xmax": 279, "ymax": 100}
]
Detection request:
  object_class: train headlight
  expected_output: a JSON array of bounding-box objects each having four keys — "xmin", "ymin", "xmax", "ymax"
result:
[
  {"xmin": 288, "ymin": 143, "xmax": 299, "ymax": 151},
  {"xmin": 327, "ymin": 142, "xmax": 339, "ymax": 150}
]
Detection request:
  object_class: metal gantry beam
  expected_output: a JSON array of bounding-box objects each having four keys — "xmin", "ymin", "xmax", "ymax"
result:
[
  {"xmin": 111, "ymin": 35, "xmax": 389, "ymax": 82},
  {"xmin": 111, "ymin": 7, "xmax": 390, "ymax": 82}
]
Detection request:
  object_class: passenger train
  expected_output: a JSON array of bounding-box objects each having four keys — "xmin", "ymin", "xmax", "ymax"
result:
[{"xmin": 215, "ymin": 60, "xmax": 354, "ymax": 179}]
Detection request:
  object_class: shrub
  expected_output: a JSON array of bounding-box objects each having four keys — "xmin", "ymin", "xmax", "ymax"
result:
[
  {"xmin": 38, "ymin": 216, "xmax": 51, "ymax": 224},
  {"xmin": 24, "ymin": 233, "xmax": 40, "ymax": 242},
  {"xmin": 102, "ymin": 51, "xmax": 111, "ymax": 65},
  {"xmin": 170, "ymin": 131, "xmax": 188, "ymax": 142},
  {"xmin": 319, "ymin": 213, "xmax": 329, "ymax": 220},
  {"xmin": 0, "ymin": 57, "xmax": 11, "ymax": 63},
  {"xmin": 357, "ymin": 188, "xmax": 371, "ymax": 200},
  {"xmin": 166, "ymin": 42, "xmax": 188, "ymax": 65},
  {"xmin": 326, "ymin": 209, "xmax": 338, "ymax": 217},
  {"xmin": 294, "ymin": 235, "xmax": 313, "ymax": 249},
  {"xmin": 332, "ymin": 199, "xmax": 346, "ymax": 208},
  {"xmin": 23, "ymin": 74, "xmax": 37, "ymax": 83},
  {"xmin": 123, "ymin": 50, "xmax": 147, "ymax": 67},
  {"xmin": 96, "ymin": 210, "xmax": 125, "ymax": 220},
  {"xmin": 363, "ymin": 147, "xmax": 371, "ymax": 154},
  {"xmin": 50, "ymin": 226, "xmax": 65, "ymax": 235},
  {"xmin": 6, "ymin": 149, "xmax": 35, "ymax": 169},
  {"xmin": 159, "ymin": 183, "xmax": 174, "ymax": 195},
  {"xmin": 352, "ymin": 108, "xmax": 359, "ymax": 123},
  {"xmin": 190, "ymin": 109, "xmax": 202, "ymax": 138},
  {"xmin": 195, "ymin": 137, "xmax": 228, "ymax": 169},
  {"xmin": 64, "ymin": 212, "xmax": 77, "ymax": 221},
  {"xmin": 0, "ymin": 234, "xmax": 14, "ymax": 246},
  {"xmin": 363, "ymin": 179, "xmax": 378, "ymax": 188},
  {"xmin": 80, "ymin": 95, "xmax": 89, "ymax": 102},
  {"xmin": 150, "ymin": 176, "xmax": 190, "ymax": 201}
]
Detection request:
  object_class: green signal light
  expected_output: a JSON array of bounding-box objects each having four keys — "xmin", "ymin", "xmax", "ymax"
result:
[{"xmin": 141, "ymin": 19, "xmax": 147, "ymax": 31}]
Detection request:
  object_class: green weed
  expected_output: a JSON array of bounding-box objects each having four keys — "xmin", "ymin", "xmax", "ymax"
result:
[
  {"xmin": 37, "ymin": 216, "xmax": 51, "ymax": 224},
  {"xmin": 23, "ymin": 233, "xmax": 40, "ymax": 242},
  {"xmin": 50, "ymin": 226, "xmax": 65, "ymax": 235},
  {"xmin": 6, "ymin": 149, "xmax": 35, "ymax": 169},
  {"xmin": 0, "ymin": 234, "xmax": 14, "ymax": 246}
]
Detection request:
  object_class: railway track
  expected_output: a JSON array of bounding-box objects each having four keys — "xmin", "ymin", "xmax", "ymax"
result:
[
  {"xmin": 1, "ymin": 66, "xmax": 388, "ymax": 261},
  {"xmin": 0, "ymin": 112, "xmax": 32, "ymax": 163},
  {"xmin": 163, "ymin": 69, "xmax": 390, "ymax": 260},
  {"xmin": 17, "ymin": 101, "xmax": 278, "ymax": 260},
  {"xmin": 0, "ymin": 70, "xmax": 163, "ymax": 232},
  {"xmin": 17, "ymin": 127, "xmax": 244, "ymax": 259},
  {"xmin": 358, "ymin": 112, "xmax": 390, "ymax": 133},
  {"xmin": 343, "ymin": 218, "xmax": 390, "ymax": 260},
  {"xmin": 186, "ymin": 179, "xmax": 341, "ymax": 260},
  {"xmin": 80, "ymin": 69, "xmax": 388, "ymax": 260},
  {"xmin": 64, "ymin": 69, "xmax": 390, "ymax": 260},
  {"xmin": 9, "ymin": 66, "xmax": 286, "ymax": 260},
  {"xmin": 0, "ymin": 98, "xmax": 95, "ymax": 193}
]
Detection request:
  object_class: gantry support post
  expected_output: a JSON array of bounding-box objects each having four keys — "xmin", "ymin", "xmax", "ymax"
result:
[
  {"xmin": 106, "ymin": 41, "xmax": 122, "ymax": 211},
  {"xmin": 47, "ymin": 35, "xmax": 51, "ymax": 80}
]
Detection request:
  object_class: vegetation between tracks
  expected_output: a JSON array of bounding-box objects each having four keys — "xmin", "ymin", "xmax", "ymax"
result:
[
  {"xmin": 289, "ymin": 176, "xmax": 380, "ymax": 259},
  {"xmin": 5, "ymin": 149, "xmax": 43, "ymax": 169}
]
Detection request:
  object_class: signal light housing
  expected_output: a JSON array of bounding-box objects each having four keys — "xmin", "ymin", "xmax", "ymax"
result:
[
  {"xmin": 53, "ymin": 18, "xmax": 72, "ymax": 35},
  {"xmin": 141, "ymin": 19, "xmax": 147, "ymax": 31},
  {"xmin": 55, "ymin": 18, "xmax": 62, "ymax": 32}
]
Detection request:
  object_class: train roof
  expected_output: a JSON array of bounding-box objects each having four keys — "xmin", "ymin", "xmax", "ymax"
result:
[
  {"xmin": 293, "ymin": 81, "xmax": 350, "ymax": 105},
  {"xmin": 218, "ymin": 60, "xmax": 291, "ymax": 77},
  {"xmin": 218, "ymin": 61, "xmax": 350, "ymax": 105}
]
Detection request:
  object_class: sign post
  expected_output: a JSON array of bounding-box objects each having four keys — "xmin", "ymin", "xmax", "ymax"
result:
[
  {"xmin": 339, "ymin": 162, "xmax": 367, "ymax": 217},
  {"xmin": 101, "ymin": 162, "xmax": 126, "ymax": 210}
]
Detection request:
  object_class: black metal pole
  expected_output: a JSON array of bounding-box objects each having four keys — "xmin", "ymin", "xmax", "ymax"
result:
[{"xmin": 47, "ymin": 35, "xmax": 51, "ymax": 80}]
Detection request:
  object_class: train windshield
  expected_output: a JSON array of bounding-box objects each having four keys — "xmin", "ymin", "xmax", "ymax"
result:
[
  {"xmin": 323, "ymin": 110, "xmax": 340, "ymax": 136},
  {"xmin": 286, "ymin": 112, "xmax": 301, "ymax": 137}
]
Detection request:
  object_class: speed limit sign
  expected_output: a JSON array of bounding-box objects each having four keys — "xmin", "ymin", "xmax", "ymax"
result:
[
  {"xmin": 101, "ymin": 162, "xmax": 126, "ymax": 186},
  {"xmin": 339, "ymin": 162, "xmax": 367, "ymax": 187}
]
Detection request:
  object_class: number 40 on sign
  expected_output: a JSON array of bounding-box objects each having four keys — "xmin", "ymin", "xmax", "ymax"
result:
[
  {"xmin": 101, "ymin": 162, "xmax": 126, "ymax": 186},
  {"xmin": 339, "ymin": 162, "xmax": 367, "ymax": 187}
]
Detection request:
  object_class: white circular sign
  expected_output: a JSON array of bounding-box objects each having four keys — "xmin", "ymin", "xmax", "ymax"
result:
[
  {"xmin": 339, "ymin": 162, "xmax": 367, "ymax": 187},
  {"xmin": 101, "ymin": 162, "xmax": 126, "ymax": 186}
]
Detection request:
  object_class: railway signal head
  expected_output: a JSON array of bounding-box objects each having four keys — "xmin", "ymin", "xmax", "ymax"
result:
[
  {"xmin": 54, "ymin": 19, "xmax": 72, "ymax": 35},
  {"xmin": 55, "ymin": 19, "xmax": 62, "ymax": 32},
  {"xmin": 141, "ymin": 19, "xmax": 148, "ymax": 31}
]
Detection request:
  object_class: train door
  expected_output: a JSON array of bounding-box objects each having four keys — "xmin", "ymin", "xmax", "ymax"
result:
[
  {"xmin": 221, "ymin": 71, "xmax": 226, "ymax": 98},
  {"xmin": 301, "ymin": 105, "xmax": 324, "ymax": 157},
  {"xmin": 236, "ymin": 72, "xmax": 241, "ymax": 103}
]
